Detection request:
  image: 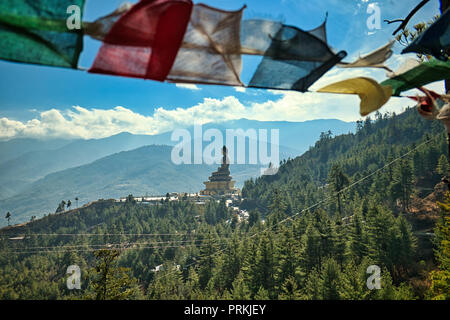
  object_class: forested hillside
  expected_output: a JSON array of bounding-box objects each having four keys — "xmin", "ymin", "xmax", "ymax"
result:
[
  {"xmin": 242, "ymin": 107, "xmax": 447, "ymax": 217},
  {"xmin": 0, "ymin": 108, "xmax": 448, "ymax": 300}
]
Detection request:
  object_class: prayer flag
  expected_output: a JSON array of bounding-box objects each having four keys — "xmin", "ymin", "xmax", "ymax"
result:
[
  {"xmin": 402, "ymin": 8, "xmax": 450, "ymax": 61},
  {"xmin": 407, "ymin": 89, "xmax": 441, "ymax": 110},
  {"xmin": 317, "ymin": 77, "xmax": 392, "ymax": 116},
  {"xmin": 240, "ymin": 13, "xmax": 328, "ymax": 55},
  {"xmin": 240, "ymin": 19, "xmax": 282, "ymax": 56},
  {"xmin": 84, "ymin": 2, "xmax": 133, "ymax": 42},
  {"xmin": 167, "ymin": 4, "xmax": 245, "ymax": 86},
  {"xmin": 0, "ymin": 0, "xmax": 85, "ymax": 68},
  {"xmin": 380, "ymin": 59, "xmax": 450, "ymax": 96},
  {"xmin": 338, "ymin": 40, "xmax": 394, "ymax": 72},
  {"xmin": 386, "ymin": 58, "xmax": 421, "ymax": 78},
  {"xmin": 89, "ymin": 0, "xmax": 193, "ymax": 81},
  {"xmin": 248, "ymin": 25, "xmax": 346, "ymax": 92}
]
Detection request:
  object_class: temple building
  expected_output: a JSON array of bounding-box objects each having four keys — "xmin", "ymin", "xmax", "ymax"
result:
[{"xmin": 200, "ymin": 146, "xmax": 240, "ymax": 196}]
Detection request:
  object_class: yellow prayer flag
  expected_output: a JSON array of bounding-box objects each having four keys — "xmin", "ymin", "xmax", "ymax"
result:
[{"xmin": 317, "ymin": 77, "xmax": 392, "ymax": 116}]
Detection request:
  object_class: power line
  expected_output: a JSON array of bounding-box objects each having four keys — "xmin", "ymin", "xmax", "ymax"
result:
[
  {"xmin": 5, "ymin": 242, "xmax": 221, "ymax": 255},
  {"xmin": 3, "ymin": 238, "xmax": 216, "ymax": 251},
  {"xmin": 3, "ymin": 232, "xmax": 198, "ymax": 238}
]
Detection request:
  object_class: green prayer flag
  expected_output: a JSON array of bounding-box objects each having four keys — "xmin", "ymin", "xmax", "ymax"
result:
[
  {"xmin": 0, "ymin": 0, "xmax": 85, "ymax": 68},
  {"xmin": 381, "ymin": 59, "xmax": 450, "ymax": 96}
]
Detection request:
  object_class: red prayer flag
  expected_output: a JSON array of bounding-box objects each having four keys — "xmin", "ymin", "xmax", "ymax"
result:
[
  {"xmin": 407, "ymin": 89, "xmax": 442, "ymax": 112},
  {"xmin": 89, "ymin": 0, "xmax": 193, "ymax": 81}
]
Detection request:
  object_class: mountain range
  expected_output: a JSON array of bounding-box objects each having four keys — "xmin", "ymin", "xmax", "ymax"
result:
[{"xmin": 0, "ymin": 118, "xmax": 355, "ymax": 225}]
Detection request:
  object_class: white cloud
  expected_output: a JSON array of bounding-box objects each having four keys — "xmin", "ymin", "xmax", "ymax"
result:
[
  {"xmin": 234, "ymin": 86, "xmax": 246, "ymax": 93},
  {"xmin": 175, "ymin": 83, "xmax": 201, "ymax": 91},
  {"xmin": 4, "ymin": 55, "xmax": 445, "ymax": 141}
]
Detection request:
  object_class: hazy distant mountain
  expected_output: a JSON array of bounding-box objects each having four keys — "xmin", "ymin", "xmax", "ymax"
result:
[
  {"xmin": 0, "ymin": 145, "xmax": 265, "ymax": 225},
  {"xmin": 0, "ymin": 132, "xmax": 173, "ymax": 199},
  {"xmin": 0, "ymin": 138, "xmax": 74, "ymax": 165}
]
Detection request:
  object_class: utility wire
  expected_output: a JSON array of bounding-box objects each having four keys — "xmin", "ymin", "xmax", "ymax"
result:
[
  {"xmin": 6, "ymin": 243, "xmax": 215, "ymax": 255},
  {"xmin": 3, "ymin": 232, "xmax": 199, "ymax": 238},
  {"xmin": 3, "ymin": 238, "xmax": 216, "ymax": 251}
]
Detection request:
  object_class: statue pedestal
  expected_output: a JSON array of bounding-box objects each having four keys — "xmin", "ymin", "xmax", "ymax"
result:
[
  {"xmin": 201, "ymin": 180, "xmax": 236, "ymax": 195},
  {"xmin": 200, "ymin": 146, "xmax": 239, "ymax": 196}
]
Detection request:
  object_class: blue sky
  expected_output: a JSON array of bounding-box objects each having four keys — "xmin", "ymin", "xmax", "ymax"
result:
[{"xmin": 0, "ymin": 0, "xmax": 444, "ymax": 140}]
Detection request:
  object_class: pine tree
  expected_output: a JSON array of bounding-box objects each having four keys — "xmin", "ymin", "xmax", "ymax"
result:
[
  {"xmin": 396, "ymin": 216, "xmax": 416, "ymax": 268},
  {"xmin": 340, "ymin": 260, "xmax": 369, "ymax": 300},
  {"xmin": 198, "ymin": 232, "xmax": 219, "ymax": 289},
  {"xmin": 365, "ymin": 203, "xmax": 397, "ymax": 269},
  {"xmin": 241, "ymin": 240, "xmax": 260, "ymax": 298},
  {"xmin": 216, "ymin": 198, "xmax": 229, "ymax": 222},
  {"xmin": 436, "ymin": 154, "xmax": 449, "ymax": 176},
  {"xmin": 301, "ymin": 223, "xmax": 322, "ymax": 272},
  {"xmin": 327, "ymin": 164, "xmax": 350, "ymax": 217},
  {"xmin": 278, "ymin": 276, "xmax": 301, "ymax": 300},
  {"xmin": 321, "ymin": 258, "xmax": 342, "ymax": 300},
  {"xmin": 55, "ymin": 200, "xmax": 66, "ymax": 213},
  {"xmin": 220, "ymin": 235, "xmax": 241, "ymax": 291},
  {"xmin": 254, "ymin": 233, "xmax": 276, "ymax": 298},
  {"xmin": 86, "ymin": 249, "xmax": 142, "ymax": 300},
  {"xmin": 148, "ymin": 264, "xmax": 184, "ymax": 300},
  {"xmin": 389, "ymin": 158, "xmax": 414, "ymax": 212},
  {"xmin": 248, "ymin": 209, "xmax": 260, "ymax": 228},
  {"xmin": 333, "ymin": 219, "xmax": 349, "ymax": 267},
  {"xmin": 185, "ymin": 268, "xmax": 202, "ymax": 299},
  {"xmin": 267, "ymin": 188, "xmax": 289, "ymax": 227},
  {"xmin": 275, "ymin": 226, "xmax": 303, "ymax": 292},
  {"xmin": 254, "ymin": 286, "xmax": 270, "ymax": 299},
  {"xmin": 428, "ymin": 193, "xmax": 450, "ymax": 300},
  {"xmin": 349, "ymin": 212, "xmax": 369, "ymax": 264},
  {"xmin": 373, "ymin": 268, "xmax": 415, "ymax": 300},
  {"xmin": 302, "ymin": 267, "xmax": 322, "ymax": 300},
  {"xmin": 5, "ymin": 212, "xmax": 11, "ymax": 226},
  {"xmin": 230, "ymin": 272, "xmax": 251, "ymax": 300}
]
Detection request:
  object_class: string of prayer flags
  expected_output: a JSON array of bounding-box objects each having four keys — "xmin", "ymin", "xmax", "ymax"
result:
[
  {"xmin": 89, "ymin": 0, "xmax": 193, "ymax": 81},
  {"xmin": 87, "ymin": 1, "xmax": 342, "ymax": 92},
  {"xmin": 317, "ymin": 77, "xmax": 392, "ymax": 116},
  {"xmin": 166, "ymin": 4, "xmax": 245, "ymax": 86},
  {"xmin": 380, "ymin": 58, "xmax": 450, "ymax": 96},
  {"xmin": 338, "ymin": 40, "xmax": 394, "ymax": 72},
  {"xmin": 401, "ymin": 8, "xmax": 450, "ymax": 61},
  {"xmin": 0, "ymin": 1, "xmax": 347, "ymax": 93},
  {"xmin": 0, "ymin": 0, "xmax": 85, "ymax": 68}
]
